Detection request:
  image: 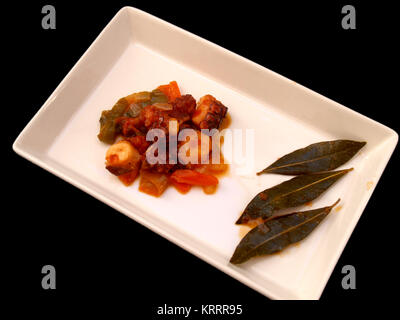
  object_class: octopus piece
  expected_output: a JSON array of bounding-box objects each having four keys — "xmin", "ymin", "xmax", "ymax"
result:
[
  {"xmin": 116, "ymin": 117, "xmax": 143, "ymax": 137},
  {"xmin": 192, "ymin": 95, "xmax": 228, "ymax": 130},
  {"xmin": 127, "ymin": 135, "xmax": 151, "ymax": 154},
  {"xmin": 172, "ymin": 94, "xmax": 196, "ymax": 115},
  {"xmin": 140, "ymin": 105, "xmax": 165, "ymax": 128},
  {"xmin": 105, "ymin": 140, "xmax": 142, "ymax": 177},
  {"xmin": 139, "ymin": 103, "xmax": 192, "ymax": 136},
  {"xmin": 139, "ymin": 105, "xmax": 173, "ymax": 134}
]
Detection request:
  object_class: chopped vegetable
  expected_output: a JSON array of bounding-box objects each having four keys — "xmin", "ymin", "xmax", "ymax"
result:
[
  {"xmin": 157, "ymin": 81, "xmax": 181, "ymax": 102},
  {"xmin": 151, "ymin": 89, "xmax": 169, "ymax": 104},
  {"xmin": 125, "ymin": 91, "xmax": 151, "ymax": 104},
  {"xmin": 139, "ymin": 170, "xmax": 169, "ymax": 197},
  {"xmin": 170, "ymin": 169, "xmax": 219, "ymax": 186},
  {"xmin": 169, "ymin": 179, "xmax": 192, "ymax": 194},
  {"xmin": 153, "ymin": 103, "xmax": 173, "ymax": 111},
  {"xmin": 98, "ymin": 98, "xmax": 128, "ymax": 144},
  {"xmin": 124, "ymin": 103, "xmax": 145, "ymax": 118},
  {"xmin": 119, "ymin": 170, "xmax": 140, "ymax": 186}
]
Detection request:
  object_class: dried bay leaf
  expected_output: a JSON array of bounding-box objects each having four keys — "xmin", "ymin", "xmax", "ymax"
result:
[
  {"xmin": 257, "ymin": 140, "xmax": 366, "ymax": 175},
  {"xmin": 230, "ymin": 199, "xmax": 340, "ymax": 264},
  {"xmin": 236, "ymin": 169, "xmax": 352, "ymax": 224}
]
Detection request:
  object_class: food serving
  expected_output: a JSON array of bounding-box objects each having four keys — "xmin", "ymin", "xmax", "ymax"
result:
[{"xmin": 97, "ymin": 81, "xmax": 229, "ymax": 197}]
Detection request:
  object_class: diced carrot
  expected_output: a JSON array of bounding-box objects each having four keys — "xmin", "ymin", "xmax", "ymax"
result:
[
  {"xmin": 157, "ymin": 81, "xmax": 181, "ymax": 102},
  {"xmin": 196, "ymin": 163, "xmax": 229, "ymax": 175},
  {"xmin": 170, "ymin": 169, "xmax": 218, "ymax": 186},
  {"xmin": 169, "ymin": 178, "xmax": 192, "ymax": 194}
]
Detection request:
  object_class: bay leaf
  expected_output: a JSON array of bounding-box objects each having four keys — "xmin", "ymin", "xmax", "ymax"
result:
[
  {"xmin": 236, "ymin": 169, "xmax": 351, "ymax": 224},
  {"xmin": 257, "ymin": 140, "xmax": 366, "ymax": 175},
  {"xmin": 230, "ymin": 199, "xmax": 340, "ymax": 264}
]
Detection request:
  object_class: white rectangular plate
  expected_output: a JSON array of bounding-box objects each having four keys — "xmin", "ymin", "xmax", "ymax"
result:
[{"xmin": 13, "ymin": 7, "xmax": 397, "ymax": 299}]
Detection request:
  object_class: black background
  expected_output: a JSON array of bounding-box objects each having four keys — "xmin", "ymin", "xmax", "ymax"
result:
[{"xmin": 5, "ymin": 0, "xmax": 399, "ymax": 315}]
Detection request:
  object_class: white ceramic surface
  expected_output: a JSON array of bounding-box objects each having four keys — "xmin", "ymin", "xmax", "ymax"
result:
[{"xmin": 13, "ymin": 7, "xmax": 397, "ymax": 299}]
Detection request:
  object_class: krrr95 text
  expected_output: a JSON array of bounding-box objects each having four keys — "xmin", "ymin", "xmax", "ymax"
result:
[{"xmin": 156, "ymin": 304, "xmax": 243, "ymax": 317}]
